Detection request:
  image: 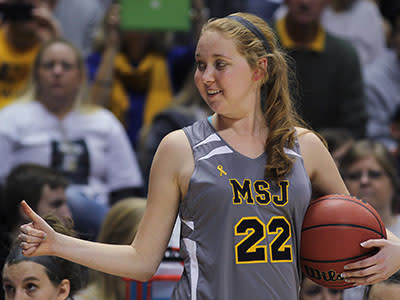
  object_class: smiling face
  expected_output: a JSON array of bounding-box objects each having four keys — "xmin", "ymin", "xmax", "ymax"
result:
[
  {"xmin": 2, "ymin": 261, "xmax": 69, "ymax": 300},
  {"xmin": 194, "ymin": 30, "xmax": 261, "ymax": 118}
]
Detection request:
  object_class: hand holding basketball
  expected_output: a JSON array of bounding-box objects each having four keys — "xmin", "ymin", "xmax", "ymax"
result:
[
  {"xmin": 300, "ymin": 194, "xmax": 387, "ymax": 289},
  {"xmin": 18, "ymin": 200, "xmax": 55, "ymax": 257},
  {"xmin": 342, "ymin": 235, "xmax": 400, "ymax": 285}
]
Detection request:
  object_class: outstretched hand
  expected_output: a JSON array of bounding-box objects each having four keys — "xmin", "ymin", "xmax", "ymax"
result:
[
  {"xmin": 341, "ymin": 237, "xmax": 400, "ymax": 285},
  {"xmin": 19, "ymin": 200, "xmax": 56, "ymax": 257}
]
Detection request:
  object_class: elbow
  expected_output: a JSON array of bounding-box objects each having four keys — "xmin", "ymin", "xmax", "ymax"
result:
[
  {"xmin": 126, "ymin": 260, "xmax": 158, "ymax": 282},
  {"xmin": 134, "ymin": 269, "xmax": 157, "ymax": 282}
]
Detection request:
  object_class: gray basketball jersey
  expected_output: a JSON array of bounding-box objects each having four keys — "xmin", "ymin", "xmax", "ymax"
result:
[{"xmin": 172, "ymin": 119, "xmax": 312, "ymax": 300}]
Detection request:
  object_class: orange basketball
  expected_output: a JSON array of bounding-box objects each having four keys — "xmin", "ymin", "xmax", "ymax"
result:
[{"xmin": 300, "ymin": 194, "xmax": 386, "ymax": 289}]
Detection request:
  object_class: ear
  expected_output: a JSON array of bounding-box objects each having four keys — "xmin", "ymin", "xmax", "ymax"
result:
[
  {"xmin": 57, "ymin": 279, "xmax": 71, "ymax": 300},
  {"xmin": 252, "ymin": 58, "xmax": 268, "ymax": 82}
]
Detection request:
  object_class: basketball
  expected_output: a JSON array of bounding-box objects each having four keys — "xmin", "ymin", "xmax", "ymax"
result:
[{"xmin": 300, "ymin": 194, "xmax": 387, "ymax": 289}]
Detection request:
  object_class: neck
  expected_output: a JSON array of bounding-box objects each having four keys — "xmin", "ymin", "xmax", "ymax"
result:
[
  {"xmin": 285, "ymin": 17, "xmax": 319, "ymax": 45},
  {"xmin": 37, "ymin": 95, "xmax": 76, "ymax": 120},
  {"xmin": 5, "ymin": 25, "xmax": 38, "ymax": 51},
  {"xmin": 214, "ymin": 111, "xmax": 267, "ymax": 138}
]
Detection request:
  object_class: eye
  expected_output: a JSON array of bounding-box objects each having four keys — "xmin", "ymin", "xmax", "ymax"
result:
[
  {"xmin": 25, "ymin": 282, "xmax": 38, "ymax": 293},
  {"xmin": 41, "ymin": 61, "xmax": 55, "ymax": 70},
  {"xmin": 195, "ymin": 61, "xmax": 206, "ymax": 72},
  {"xmin": 61, "ymin": 62, "xmax": 75, "ymax": 70},
  {"xmin": 3, "ymin": 284, "xmax": 15, "ymax": 297},
  {"xmin": 215, "ymin": 60, "xmax": 227, "ymax": 70},
  {"xmin": 303, "ymin": 285, "xmax": 322, "ymax": 296}
]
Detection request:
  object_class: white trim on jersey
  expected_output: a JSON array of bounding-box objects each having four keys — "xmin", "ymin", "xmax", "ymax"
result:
[
  {"xmin": 183, "ymin": 238, "xmax": 199, "ymax": 300},
  {"xmin": 193, "ymin": 133, "xmax": 221, "ymax": 149},
  {"xmin": 182, "ymin": 219, "xmax": 194, "ymax": 231},
  {"xmin": 284, "ymin": 147, "xmax": 301, "ymax": 158},
  {"xmin": 198, "ymin": 146, "xmax": 234, "ymax": 161}
]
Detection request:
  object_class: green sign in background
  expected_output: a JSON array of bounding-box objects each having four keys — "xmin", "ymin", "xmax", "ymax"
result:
[{"xmin": 120, "ymin": 0, "xmax": 190, "ymax": 31}]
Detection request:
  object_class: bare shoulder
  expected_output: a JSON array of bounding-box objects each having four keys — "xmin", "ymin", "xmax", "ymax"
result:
[
  {"xmin": 156, "ymin": 129, "xmax": 192, "ymax": 156},
  {"xmin": 151, "ymin": 129, "xmax": 194, "ymax": 196},
  {"xmin": 294, "ymin": 127, "xmax": 348, "ymax": 195},
  {"xmin": 294, "ymin": 127, "xmax": 329, "ymax": 179},
  {"xmin": 295, "ymin": 127, "xmax": 326, "ymax": 152}
]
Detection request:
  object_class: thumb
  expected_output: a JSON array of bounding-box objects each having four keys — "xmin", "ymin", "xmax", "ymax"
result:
[{"xmin": 21, "ymin": 200, "xmax": 45, "ymax": 226}]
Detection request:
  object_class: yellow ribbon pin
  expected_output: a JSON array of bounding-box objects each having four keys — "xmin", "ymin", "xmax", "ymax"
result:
[{"xmin": 217, "ymin": 165, "xmax": 227, "ymax": 176}]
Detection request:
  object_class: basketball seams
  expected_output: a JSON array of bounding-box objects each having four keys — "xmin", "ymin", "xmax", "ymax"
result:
[
  {"xmin": 302, "ymin": 223, "xmax": 386, "ymax": 238},
  {"xmin": 307, "ymin": 195, "xmax": 385, "ymax": 237},
  {"xmin": 301, "ymin": 249, "xmax": 378, "ymax": 263}
]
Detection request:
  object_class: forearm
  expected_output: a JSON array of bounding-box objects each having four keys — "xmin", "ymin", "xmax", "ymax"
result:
[
  {"xmin": 90, "ymin": 45, "xmax": 118, "ymax": 107},
  {"xmin": 53, "ymin": 233, "xmax": 157, "ymax": 281}
]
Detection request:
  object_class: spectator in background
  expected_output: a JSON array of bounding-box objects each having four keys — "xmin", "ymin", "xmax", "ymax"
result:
[
  {"xmin": 300, "ymin": 277, "xmax": 343, "ymax": 300},
  {"xmin": 2, "ymin": 163, "xmax": 71, "ymax": 238},
  {"xmin": 272, "ymin": 0, "xmax": 366, "ymax": 138},
  {"xmin": 365, "ymin": 6, "xmax": 400, "ymax": 151},
  {"xmin": 0, "ymin": 163, "xmax": 72, "ymax": 300},
  {"xmin": 340, "ymin": 140, "xmax": 400, "ymax": 300},
  {"xmin": 2, "ymin": 215, "xmax": 84, "ymax": 300},
  {"xmin": 340, "ymin": 140, "xmax": 400, "ymax": 233},
  {"xmin": 75, "ymin": 198, "xmax": 146, "ymax": 300},
  {"xmin": 321, "ymin": 0, "xmax": 386, "ymax": 68},
  {"xmin": 88, "ymin": 2, "xmax": 173, "ymax": 148},
  {"xmin": 0, "ymin": 39, "xmax": 143, "ymax": 240},
  {"xmin": 0, "ymin": 0, "xmax": 60, "ymax": 109}
]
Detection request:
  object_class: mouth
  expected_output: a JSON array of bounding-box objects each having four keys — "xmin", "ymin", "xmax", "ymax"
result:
[{"xmin": 207, "ymin": 89, "xmax": 222, "ymax": 96}]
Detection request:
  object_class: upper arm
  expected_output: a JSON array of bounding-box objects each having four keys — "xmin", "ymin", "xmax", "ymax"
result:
[
  {"xmin": 297, "ymin": 128, "xmax": 349, "ymax": 197},
  {"xmin": 131, "ymin": 129, "xmax": 193, "ymax": 273}
]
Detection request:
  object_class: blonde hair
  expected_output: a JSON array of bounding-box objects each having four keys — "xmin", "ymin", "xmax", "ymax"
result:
[
  {"xmin": 202, "ymin": 12, "xmax": 307, "ymax": 182},
  {"xmin": 90, "ymin": 198, "xmax": 146, "ymax": 300}
]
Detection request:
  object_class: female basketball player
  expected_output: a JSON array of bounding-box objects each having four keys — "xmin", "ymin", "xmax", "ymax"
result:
[{"xmin": 18, "ymin": 12, "xmax": 400, "ymax": 299}]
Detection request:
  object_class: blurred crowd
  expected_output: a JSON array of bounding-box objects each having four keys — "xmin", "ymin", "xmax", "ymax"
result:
[{"xmin": 0, "ymin": 0, "xmax": 399, "ymax": 299}]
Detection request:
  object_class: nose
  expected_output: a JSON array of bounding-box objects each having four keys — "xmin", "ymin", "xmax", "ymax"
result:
[
  {"xmin": 359, "ymin": 172, "xmax": 370, "ymax": 185},
  {"xmin": 201, "ymin": 66, "xmax": 215, "ymax": 85},
  {"xmin": 14, "ymin": 288, "xmax": 28, "ymax": 300},
  {"xmin": 52, "ymin": 62, "xmax": 64, "ymax": 75}
]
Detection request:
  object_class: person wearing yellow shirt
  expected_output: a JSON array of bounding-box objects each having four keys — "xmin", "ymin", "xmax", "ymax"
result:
[{"xmin": 0, "ymin": 0, "xmax": 60, "ymax": 109}]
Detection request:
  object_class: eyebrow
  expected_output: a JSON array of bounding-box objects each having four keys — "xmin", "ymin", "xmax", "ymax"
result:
[
  {"xmin": 195, "ymin": 53, "xmax": 232, "ymax": 60},
  {"xmin": 2, "ymin": 276, "xmax": 40, "ymax": 283},
  {"xmin": 23, "ymin": 277, "xmax": 40, "ymax": 282}
]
